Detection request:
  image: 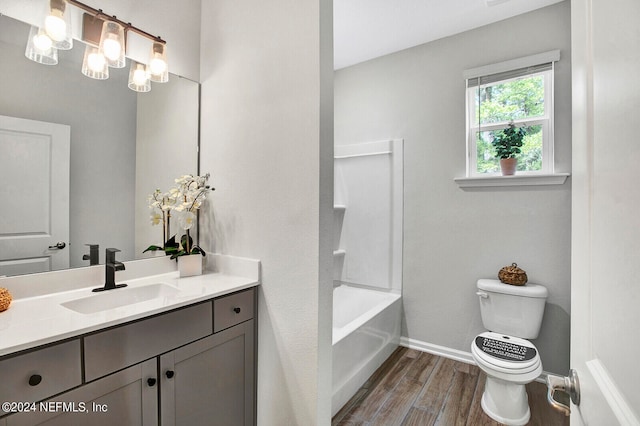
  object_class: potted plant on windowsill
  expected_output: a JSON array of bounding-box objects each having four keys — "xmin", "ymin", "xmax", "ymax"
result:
[{"xmin": 492, "ymin": 122, "xmax": 527, "ymax": 176}]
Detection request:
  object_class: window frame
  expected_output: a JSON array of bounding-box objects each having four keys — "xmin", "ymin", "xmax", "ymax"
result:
[{"xmin": 464, "ymin": 51, "xmax": 560, "ymax": 177}]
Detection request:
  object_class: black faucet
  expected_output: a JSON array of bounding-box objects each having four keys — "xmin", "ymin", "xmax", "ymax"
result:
[
  {"xmin": 82, "ymin": 244, "xmax": 100, "ymax": 266},
  {"xmin": 93, "ymin": 248, "xmax": 128, "ymax": 292}
]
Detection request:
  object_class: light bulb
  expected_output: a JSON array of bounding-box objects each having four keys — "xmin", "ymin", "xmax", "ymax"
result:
[
  {"xmin": 25, "ymin": 26, "xmax": 58, "ymax": 65},
  {"xmin": 133, "ymin": 67, "xmax": 147, "ymax": 85},
  {"xmin": 32, "ymin": 32, "xmax": 53, "ymax": 51},
  {"xmin": 102, "ymin": 36, "xmax": 121, "ymax": 61},
  {"xmin": 128, "ymin": 61, "xmax": 150, "ymax": 92},
  {"xmin": 149, "ymin": 57, "xmax": 167, "ymax": 75},
  {"xmin": 44, "ymin": 13, "xmax": 66, "ymax": 42},
  {"xmin": 88, "ymin": 51, "xmax": 106, "ymax": 72},
  {"xmin": 98, "ymin": 20, "xmax": 125, "ymax": 68},
  {"xmin": 148, "ymin": 41, "xmax": 168, "ymax": 82}
]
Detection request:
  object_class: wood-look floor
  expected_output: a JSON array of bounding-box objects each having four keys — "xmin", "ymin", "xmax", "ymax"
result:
[{"xmin": 332, "ymin": 347, "xmax": 569, "ymax": 426}]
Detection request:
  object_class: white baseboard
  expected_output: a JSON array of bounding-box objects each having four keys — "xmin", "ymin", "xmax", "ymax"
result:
[
  {"xmin": 400, "ymin": 336, "xmax": 475, "ymax": 365},
  {"xmin": 399, "ymin": 336, "xmax": 549, "ymax": 384}
]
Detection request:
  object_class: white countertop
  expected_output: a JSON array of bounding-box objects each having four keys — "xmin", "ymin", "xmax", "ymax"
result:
[{"xmin": 0, "ymin": 255, "xmax": 260, "ymax": 357}]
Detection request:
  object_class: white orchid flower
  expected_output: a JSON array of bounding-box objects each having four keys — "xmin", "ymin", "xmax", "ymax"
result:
[
  {"xmin": 149, "ymin": 211, "xmax": 162, "ymax": 226},
  {"xmin": 177, "ymin": 210, "xmax": 197, "ymax": 230}
]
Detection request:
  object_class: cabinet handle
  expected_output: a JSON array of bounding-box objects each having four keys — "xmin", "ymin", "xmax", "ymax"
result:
[
  {"xmin": 165, "ymin": 370, "xmax": 175, "ymax": 379},
  {"xmin": 233, "ymin": 307, "xmax": 241, "ymax": 314},
  {"xmin": 147, "ymin": 378, "xmax": 157, "ymax": 387},
  {"xmin": 28, "ymin": 374, "xmax": 42, "ymax": 386}
]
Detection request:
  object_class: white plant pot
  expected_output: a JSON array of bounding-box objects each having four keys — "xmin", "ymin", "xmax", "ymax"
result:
[{"xmin": 178, "ymin": 255, "xmax": 203, "ymax": 277}]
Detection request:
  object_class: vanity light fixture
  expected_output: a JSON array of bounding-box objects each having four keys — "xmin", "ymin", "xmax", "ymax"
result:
[
  {"xmin": 25, "ymin": 25, "xmax": 58, "ymax": 65},
  {"xmin": 25, "ymin": 0, "xmax": 168, "ymax": 91}
]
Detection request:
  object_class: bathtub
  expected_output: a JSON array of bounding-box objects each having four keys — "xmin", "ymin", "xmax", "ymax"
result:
[{"xmin": 332, "ymin": 284, "xmax": 401, "ymax": 416}]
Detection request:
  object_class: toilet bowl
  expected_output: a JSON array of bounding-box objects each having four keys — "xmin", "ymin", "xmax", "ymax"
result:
[
  {"xmin": 472, "ymin": 279, "xmax": 548, "ymax": 426},
  {"xmin": 471, "ymin": 331, "xmax": 542, "ymax": 425}
]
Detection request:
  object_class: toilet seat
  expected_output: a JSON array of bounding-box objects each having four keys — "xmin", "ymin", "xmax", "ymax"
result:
[{"xmin": 471, "ymin": 332, "xmax": 542, "ymax": 382}]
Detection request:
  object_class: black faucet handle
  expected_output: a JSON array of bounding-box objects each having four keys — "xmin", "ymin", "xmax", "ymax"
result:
[
  {"xmin": 105, "ymin": 248, "xmax": 121, "ymax": 264},
  {"xmin": 83, "ymin": 244, "xmax": 100, "ymax": 265}
]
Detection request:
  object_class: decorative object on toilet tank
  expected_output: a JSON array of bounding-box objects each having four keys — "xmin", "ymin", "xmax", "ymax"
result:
[
  {"xmin": 0, "ymin": 288, "xmax": 12, "ymax": 312},
  {"xmin": 498, "ymin": 263, "xmax": 528, "ymax": 285},
  {"xmin": 492, "ymin": 121, "xmax": 526, "ymax": 176}
]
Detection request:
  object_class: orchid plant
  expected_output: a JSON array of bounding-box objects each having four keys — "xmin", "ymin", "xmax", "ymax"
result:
[{"xmin": 144, "ymin": 173, "xmax": 213, "ymax": 259}]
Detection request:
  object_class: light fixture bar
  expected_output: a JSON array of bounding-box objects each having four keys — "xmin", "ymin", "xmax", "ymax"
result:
[{"xmin": 67, "ymin": 0, "xmax": 166, "ymax": 45}]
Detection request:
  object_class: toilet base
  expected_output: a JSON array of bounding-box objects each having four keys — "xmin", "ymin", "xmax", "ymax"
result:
[{"xmin": 481, "ymin": 376, "xmax": 531, "ymax": 426}]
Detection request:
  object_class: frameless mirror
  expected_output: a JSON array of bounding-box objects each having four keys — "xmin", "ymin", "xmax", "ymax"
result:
[{"xmin": 0, "ymin": 14, "xmax": 199, "ymax": 276}]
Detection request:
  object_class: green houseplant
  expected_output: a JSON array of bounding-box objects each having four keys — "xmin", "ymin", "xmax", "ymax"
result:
[{"xmin": 492, "ymin": 122, "xmax": 527, "ymax": 176}]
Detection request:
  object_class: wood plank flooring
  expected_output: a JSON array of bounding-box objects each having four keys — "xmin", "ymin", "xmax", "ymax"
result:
[{"xmin": 332, "ymin": 347, "xmax": 569, "ymax": 426}]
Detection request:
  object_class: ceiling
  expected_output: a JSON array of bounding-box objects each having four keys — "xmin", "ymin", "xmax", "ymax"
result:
[{"xmin": 333, "ymin": 0, "xmax": 565, "ymax": 69}]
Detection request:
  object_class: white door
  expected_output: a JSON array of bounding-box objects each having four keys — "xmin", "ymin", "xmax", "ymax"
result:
[
  {"xmin": 0, "ymin": 115, "xmax": 70, "ymax": 276},
  {"xmin": 570, "ymin": 0, "xmax": 640, "ymax": 424}
]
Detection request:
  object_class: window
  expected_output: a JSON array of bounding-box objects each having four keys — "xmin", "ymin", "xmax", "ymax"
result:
[{"xmin": 464, "ymin": 51, "xmax": 559, "ymax": 177}]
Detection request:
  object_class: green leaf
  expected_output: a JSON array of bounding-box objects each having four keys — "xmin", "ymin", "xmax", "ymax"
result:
[
  {"xmin": 143, "ymin": 245, "xmax": 163, "ymax": 253},
  {"xmin": 191, "ymin": 246, "xmax": 206, "ymax": 257},
  {"xmin": 165, "ymin": 235, "xmax": 179, "ymax": 248}
]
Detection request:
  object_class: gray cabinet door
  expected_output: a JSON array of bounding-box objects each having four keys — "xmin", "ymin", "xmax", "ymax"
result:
[
  {"xmin": 6, "ymin": 359, "xmax": 157, "ymax": 426},
  {"xmin": 160, "ymin": 320, "xmax": 254, "ymax": 426}
]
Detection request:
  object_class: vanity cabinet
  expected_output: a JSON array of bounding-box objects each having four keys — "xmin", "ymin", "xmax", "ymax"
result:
[
  {"xmin": 2, "ymin": 287, "xmax": 257, "ymax": 426},
  {"xmin": 160, "ymin": 319, "xmax": 254, "ymax": 425},
  {"xmin": 0, "ymin": 340, "xmax": 81, "ymax": 406},
  {"xmin": 5, "ymin": 359, "xmax": 158, "ymax": 426},
  {"xmin": 83, "ymin": 301, "xmax": 213, "ymax": 382}
]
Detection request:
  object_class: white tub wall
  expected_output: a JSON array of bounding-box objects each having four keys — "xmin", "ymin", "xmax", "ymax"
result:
[{"xmin": 334, "ymin": 139, "xmax": 403, "ymax": 293}]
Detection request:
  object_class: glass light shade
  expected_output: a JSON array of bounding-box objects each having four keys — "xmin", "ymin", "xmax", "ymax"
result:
[
  {"xmin": 44, "ymin": 0, "xmax": 72, "ymax": 50},
  {"xmin": 99, "ymin": 21, "xmax": 126, "ymax": 68},
  {"xmin": 25, "ymin": 26, "xmax": 58, "ymax": 65},
  {"xmin": 148, "ymin": 41, "xmax": 168, "ymax": 83},
  {"xmin": 82, "ymin": 45, "xmax": 109, "ymax": 80},
  {"xmin": 128, "ymin": 61, "xmax": 151, "ymax": 92}
]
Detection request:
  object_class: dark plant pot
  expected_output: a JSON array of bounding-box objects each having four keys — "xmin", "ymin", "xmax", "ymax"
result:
[{"xmin": 500, "ymin": 158, "xmax": 517, "ymax": 176}]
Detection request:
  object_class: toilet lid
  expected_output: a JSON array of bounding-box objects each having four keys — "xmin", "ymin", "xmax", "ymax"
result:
[{"xmin": 473, "ymin": 332, "xmax": 540, "ymax": 372}]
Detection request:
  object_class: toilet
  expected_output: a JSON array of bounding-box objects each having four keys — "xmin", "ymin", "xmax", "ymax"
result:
[{"xmin": 471, "ymin": 279, "xmax": 548, "ymax": 425}]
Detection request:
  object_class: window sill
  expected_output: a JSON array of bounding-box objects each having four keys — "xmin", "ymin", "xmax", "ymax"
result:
[{"xmin": 454, "ymin": 173, "xmax": 570, "ymax": 188}]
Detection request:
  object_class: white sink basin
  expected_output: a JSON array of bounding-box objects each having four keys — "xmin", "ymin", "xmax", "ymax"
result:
[{"xmin": 61, "ymin": 283, "xmax": 180, "ymax": 314}]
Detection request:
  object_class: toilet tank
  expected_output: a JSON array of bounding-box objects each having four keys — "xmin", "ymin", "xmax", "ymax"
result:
[{"xmin": 476, "ymin": 279, "xmax": 548, "ymax": 339}]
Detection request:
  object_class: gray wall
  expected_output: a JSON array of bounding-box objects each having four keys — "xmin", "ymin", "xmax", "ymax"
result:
[
  {"xmin": 335, "ymin": 1, "xmax": 572, "ymax": 375},
  {"xmin": 198, "ymin": 0, "xmax": 334, "ymax": 424}
]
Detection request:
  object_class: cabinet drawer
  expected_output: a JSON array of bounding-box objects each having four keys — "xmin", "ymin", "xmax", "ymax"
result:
[
  {"xmin": 84, "ymin": 302, "xmax": 212, "ymax": 381},
  {"xmin": 0, "ymin": 340, "xmax": 81, "ymax": 404},
  {"xmin": 214, "ymin": 288, "xmax": 255, "ymax": 332}
]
